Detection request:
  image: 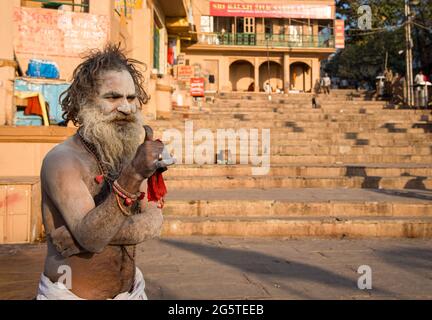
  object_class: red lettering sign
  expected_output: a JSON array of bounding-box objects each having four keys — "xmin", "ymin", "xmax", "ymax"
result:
[
  {"xmin": 190, "ymin": 78, "xmax": 205, "ymax": 97},
  {"xmin": 209, "ymin": 2, "xmax": 333, "ymax": 19}
]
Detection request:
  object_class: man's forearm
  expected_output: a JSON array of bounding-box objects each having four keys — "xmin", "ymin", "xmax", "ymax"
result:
[
  {"xmin": 73, "ymin": 172, "xmax": 144, "ymax": 252},
  {"xmin": 109, "ymin": 205, "xmax": 163, "ymax": 245},
  {"xmin": 50, "ymin": 204, "xmax": 163, "ymax": 257}
]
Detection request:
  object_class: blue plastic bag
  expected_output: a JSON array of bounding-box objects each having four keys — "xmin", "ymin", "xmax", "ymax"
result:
[{"xmin": 26, "ymin": 59, "xmax": 60, "ymax": 79}]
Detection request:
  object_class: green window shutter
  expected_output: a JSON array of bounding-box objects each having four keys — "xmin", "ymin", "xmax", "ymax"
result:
[{"xmin": 153, "ymin": 27, "xmax": 160, "ymax": 72}]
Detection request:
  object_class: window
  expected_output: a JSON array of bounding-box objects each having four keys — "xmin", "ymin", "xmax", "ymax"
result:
[
  {"xmin": 244, "ymin": 17, "xmax": 255, "ymax": 33},
  {"xmin": 289, "ymin": 25, "xmax": 303, "ymax": 45},
  {"xmin": 200, "ymin": 16, "xmax": 214, "ymax": 33},
  {"xmin": 213, "ymin": 16, "xmax": 232, "ymax": 33},
  {"xmin": 264, "ymin": 18, "xmax": 273, "ymax": 35}
]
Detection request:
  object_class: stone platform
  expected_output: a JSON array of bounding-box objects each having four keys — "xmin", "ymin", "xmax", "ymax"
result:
[{"xmin": 1, "ymin": 237, "xmax": 431, "ymax": 300}]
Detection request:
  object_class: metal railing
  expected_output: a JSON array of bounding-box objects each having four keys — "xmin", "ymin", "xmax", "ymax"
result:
[
  {"xmin": 28, "ymin": 0, "xmax": 89, "ymax": 12},
  {"xmin": 197, "ymin": 32, "xmax": 335, "ymax": 48}
]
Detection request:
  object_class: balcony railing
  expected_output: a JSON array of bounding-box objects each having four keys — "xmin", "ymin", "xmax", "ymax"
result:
[{"xmin": 197, "ymin": 32, "xmax": 335, "ymax": 49}]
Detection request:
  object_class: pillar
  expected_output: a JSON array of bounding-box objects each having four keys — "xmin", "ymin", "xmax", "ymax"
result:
[
  {"xmin": 283, "ymin": 53, "xmax": 290, "ymax": 93},
  {"xmin": 220, "ymin": 56, "xmax": 230, "ymax": 91},
  {"xmin": 254, "ymin": 57, "xmax": 259, "ymax": 92},
  {"xmin": 312, "ymin": 58, "xmax": 320, "ymax": 92},
  {"xmin": 313, "ymin": 20, "xmax": 319, "ymax": 47}
]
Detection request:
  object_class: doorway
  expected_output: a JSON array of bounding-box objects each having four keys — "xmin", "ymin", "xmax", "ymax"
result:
[{"xmin": 290, "ymin": 62, "xmax": 312, "ymax": 92}]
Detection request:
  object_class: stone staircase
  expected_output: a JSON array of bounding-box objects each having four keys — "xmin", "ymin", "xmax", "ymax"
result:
[{"xmin": 147, "ymin": 92, "xmax": 432, "ymax": 238}]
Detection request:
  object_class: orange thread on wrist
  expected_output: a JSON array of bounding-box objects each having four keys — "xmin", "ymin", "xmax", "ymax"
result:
[{"xmin": 115, "ymin": 193, "xmax": 133, "ymax": 217}]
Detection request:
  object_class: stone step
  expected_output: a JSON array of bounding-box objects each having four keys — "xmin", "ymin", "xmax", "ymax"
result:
[
  {"xmin": 166, "ymin": 164, "xmax": 432, "ymax": 177},
  {"xmin": 166, "ymin": 145, "xmax": 432, "ymax": 156},
  {"xmin": 164, "ymin": 199, "xmax": 432, "ymax": 218},
  {"xmin": 161, "ymin": 216, "xmax": 432, "ymax": 238},
  {"xmin": 153, "ymin": 119, "xmax": 432, "ymax": 128},
  {"xmin": 206, "ymin": 109, "xmax": 430, "ymax": 116},
  {"xmin": 216, "ymin": 96, "xmax": 379, "ymax": 103},
  {"xmin": 213, "ymin": 102, "xmax": 390, "ymax": 108},
  {"xmin": 214, "ymin": 101, "xmax": 389, "ymax": 107},
  {"xmin": 150, "ymin": 120, "xmax": 432, "ymax": 131},
  {"xmin": 169, "ymin": 154, "xmax": 432, "ymax": 164},
  {"xmin": 153, "ymin": 130, "xmax": 432, "ymax": 141},
  {"xmin": 162, "ymin": 138, "xmax": 432, "ymax": 147},
  {"xmin": 161, "ymin": 188, "xmax": 432, "ymax": 237},
  {"xmin": 198, "ymin": 113, "xmax": 431, "ymax": 122},
  {"xmin": 164, "ymin": 175, "xmax": 432, "ymax": 189},
  {"xmin": 154, "ymin": 127, "xmax": 429, "ymax": 136},
  {"xmin": 211, "ymin": 107, "xmax": 428, "ymax": 114},
  {"xmin": 209, "ymin": 107, "xmax": 396, "ymax": 113},
  {"xmin": 204, "ymin": 112, "xmax": 431, "ymax": 120},
  {"xmin": 270, "ymin": 155, "xmax": 432, "ymax": 164},
  {"xmin": 254, "ymin": 145, "xmax": 432, "ymax": 155},
  {"xmin": 170, "ymin": 108, "xmax": 431, "ymax": 115}
]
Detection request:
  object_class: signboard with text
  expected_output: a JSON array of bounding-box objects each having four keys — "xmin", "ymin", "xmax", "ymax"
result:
[
  {"xmin": 190, "ymin": 78, "xmax": 205, "ymax": 97},
  {"xmin": 334, "ymin": 19, "xmax": 345, "ymax": 49},
  {"xmin": 177, "ymin": 65, "xmax": 194, "ymax": 81},
  {"xmin": 209, "ymin": 2, "xmax": 333, "ymax": 19},
  {"xmin": 13, "ymin": 7, "xmax": 109, "ymax": 57}
]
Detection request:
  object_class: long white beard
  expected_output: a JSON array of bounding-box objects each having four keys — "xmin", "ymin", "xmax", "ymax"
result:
[{"xmin": 78, "ymin": 106, "xmax": 145, "ymax": 175}]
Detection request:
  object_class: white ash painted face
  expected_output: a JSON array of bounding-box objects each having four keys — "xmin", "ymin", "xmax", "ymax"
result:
[{"xmin": 96, "ymin": 69, "xmax": 139, "ymax": 118}]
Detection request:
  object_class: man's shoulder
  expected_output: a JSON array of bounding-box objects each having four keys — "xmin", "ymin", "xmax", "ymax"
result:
[{"xmin": 42, "ymin": 137, "xmax": 84, "ymax": 175}]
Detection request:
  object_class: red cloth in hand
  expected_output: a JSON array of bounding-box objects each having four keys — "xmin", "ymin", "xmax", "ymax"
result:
[{"xmin": 147, "ymin": 171, "xmax": 167, "ymax": 202}]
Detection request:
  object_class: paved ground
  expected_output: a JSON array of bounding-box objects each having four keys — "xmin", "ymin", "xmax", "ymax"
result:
[{"xmin": 0, "ymin": 237, "xmax": 431, "ymax": 300}]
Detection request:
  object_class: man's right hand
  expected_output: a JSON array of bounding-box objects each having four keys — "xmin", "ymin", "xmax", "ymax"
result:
[
  {"xmin": 118, "ymin": 125, "xmax": 174, "ymax": 193},
  {"xmin": 129, "ymin": 125, "xmax": 165, "ymax": 179}
]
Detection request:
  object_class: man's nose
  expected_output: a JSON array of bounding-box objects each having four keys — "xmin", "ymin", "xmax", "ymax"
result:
[{"xmin": 117, "ymin": 102, "xmax": 136, "ymax": 115}]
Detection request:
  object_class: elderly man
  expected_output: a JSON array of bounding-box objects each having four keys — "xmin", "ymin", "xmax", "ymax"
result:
[{"xmin": 37, "ymin": 45, "xmax": 169, "ymax": 300}]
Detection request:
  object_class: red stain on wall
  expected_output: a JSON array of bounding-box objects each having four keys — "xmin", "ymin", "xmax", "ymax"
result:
[{"xmin": 0, "ymin": 193, "xmax": 22, "ymax": 209}]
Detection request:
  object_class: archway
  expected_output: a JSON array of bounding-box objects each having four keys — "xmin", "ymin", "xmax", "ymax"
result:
[
  {"xmin": 229, "ymin": 60, "xmax": 254, "ymax": 91},
  {"xmin": 259, "ymin": 61, "xmax": 283, "ymax": 92},
  {"xmin": 290, "ymin": 62, "xmax": 312, "ymax": 92}
]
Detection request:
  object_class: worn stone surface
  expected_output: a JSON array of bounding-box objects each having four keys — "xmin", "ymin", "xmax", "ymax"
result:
[{"xmin": 1, "ymin": 237, "xmax": 432, "ymax": 300}]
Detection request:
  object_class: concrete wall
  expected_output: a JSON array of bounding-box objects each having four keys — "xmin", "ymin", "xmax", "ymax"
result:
[{"xmin": 0, "ymin": 0, "xmax": 18, "ymax": 126}]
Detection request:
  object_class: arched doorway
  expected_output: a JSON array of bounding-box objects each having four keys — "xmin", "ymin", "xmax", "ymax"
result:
[
  {"xmin": 229, "ymin": 60, "xmax": 254, "ymax": 91},
  {"xmin": 259, "ymin": 61, "xmax": 283, "ymax": 92},
  {"xmin": 290, "ymin": 62, "xmax": 312, "ymax": 92}
]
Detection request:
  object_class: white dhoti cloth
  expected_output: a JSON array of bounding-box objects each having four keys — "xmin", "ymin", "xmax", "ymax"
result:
[{"xmin": 36, "ymin": 267, "xmax": 148, "ymax": 300}]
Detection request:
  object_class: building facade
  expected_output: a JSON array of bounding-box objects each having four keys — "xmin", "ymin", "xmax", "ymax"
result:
[
  {"xmin": 182, "ymin": 0, "xmax": 338, "ymax": 93},
  {"xmin": 0, "ymin": 0, "xmax": 191, "ymax": 125}
]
